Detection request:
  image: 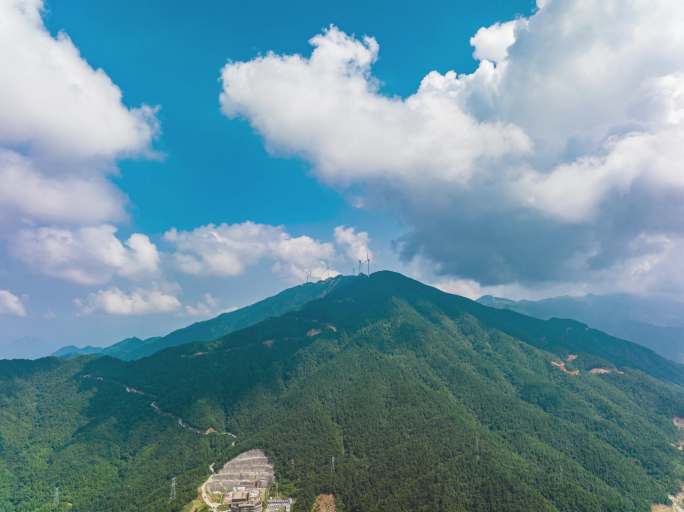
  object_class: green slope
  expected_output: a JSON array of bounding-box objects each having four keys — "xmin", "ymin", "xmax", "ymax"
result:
[
  {"xmin": 54, "ymin": 276, "xmax": 352, "ymax": 361},
  {"xmin": 4, "ymin": 272, "xmax": 684, "ymax": 511},
  {"xmin": 479, "ymin": 294, "xmax": 684, "ymax": 364}
]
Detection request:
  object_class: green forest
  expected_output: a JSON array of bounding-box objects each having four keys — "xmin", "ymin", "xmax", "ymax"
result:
[{"xmin": 2, "ymin": 272, "xmax": 684, "ymax": 511}]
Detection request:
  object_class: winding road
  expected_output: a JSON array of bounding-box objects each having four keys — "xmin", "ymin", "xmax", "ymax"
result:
[{"xmin": 82, "ymin": 374, "xmax": 237, "ymax": 438}]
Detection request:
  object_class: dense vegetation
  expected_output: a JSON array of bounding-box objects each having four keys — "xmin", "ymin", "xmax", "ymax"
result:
[
  {"xmin": 3, "ymin": 272, "xmax": 684, "ymax": 511},
  {"xmin": 54, "ymin": 277, "xmax": 351, "ymax": 361}
]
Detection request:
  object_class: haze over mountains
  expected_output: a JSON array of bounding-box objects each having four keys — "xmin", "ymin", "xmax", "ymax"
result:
[
  {"xmin": 51, "ymin": 282, "xmax": 684, "ymax": 368},
  {"xmin": 2, "ymin": 272, "xmax": 684, "ymax": 511},
  {"xmin": 479, "ymin": 294, "xmax": 684, "ymax": 364}
]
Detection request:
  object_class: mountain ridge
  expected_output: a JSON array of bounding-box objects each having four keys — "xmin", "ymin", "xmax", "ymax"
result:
[
  {"xmin": 2, "ymin": 271, "xmax": 684, "ymax": 511},
  {"xmin": 52, "ymin": 275, "xmax": 355, "ymax": 361},
  {"xmin": 478, "ymin": 293, "xmax": 684, "ymax": 363}
]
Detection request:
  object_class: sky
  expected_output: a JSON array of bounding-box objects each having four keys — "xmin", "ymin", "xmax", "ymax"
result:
[{"xmin": 3, "ymin": 0, "xmax": 684, "ymax": 358}]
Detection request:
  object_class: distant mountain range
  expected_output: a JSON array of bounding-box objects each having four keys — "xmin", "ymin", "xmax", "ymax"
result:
[
  {"xmin": 478, "ymin": 294, "xmax": 684, "ymax": 363},
  {"xmin": 2, "ymin": 272, "xmax": 684, "ymax": 511},
  {"xmin": 53, "ymin": 276, "xmax": 354, "ymax": 361}
]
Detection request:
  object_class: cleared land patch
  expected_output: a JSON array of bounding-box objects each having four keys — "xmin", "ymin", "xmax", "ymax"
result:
[{"xmin": 311, "ymin": 494, "xmax": 336, "ymax": 512}]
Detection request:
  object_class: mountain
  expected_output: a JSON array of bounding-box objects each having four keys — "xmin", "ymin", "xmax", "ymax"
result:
[
  {"xmin": 53, "ymin": 276, "xmax": 352, "ymax": 361},
  {"xmin": 479, "ymin": 294, "xmax": 684, "ymax": 363},
  {"xmin": 3, "ymin": 272, "xmax": 684, "ymax": 511},
  {"xmin": 51, "ymin": 344, "xmax": 104, "ymax": 359}
]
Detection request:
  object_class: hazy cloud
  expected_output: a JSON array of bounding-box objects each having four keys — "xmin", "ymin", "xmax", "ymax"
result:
[
  {"xmin": 0, "ymin": 289, "xmax": 27, "ymax": 317},
  {"xmin": 75, "ymin": 286, "xmax": 181, "ymax": 316},
  {"xmin": 184, "ymin": 293, "xmax": 219, "ymax": 317}
]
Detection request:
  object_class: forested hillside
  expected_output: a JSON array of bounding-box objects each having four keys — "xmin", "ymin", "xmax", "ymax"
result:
[
  {"xmin": 53, "ymin": 276, "xmax": 352, "ymax": 361},
  {"xmin": 479, "ymin": 294, "xmax": 684, "ymax": 364},
  {"xmin": 3, "ymin": 272, "xmax": 684, "ymax": 511}
]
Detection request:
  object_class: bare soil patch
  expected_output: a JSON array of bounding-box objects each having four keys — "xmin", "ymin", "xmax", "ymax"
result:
[{"xmin": 311, "ymin": 494, "xmax": 336, "ymax": 512}]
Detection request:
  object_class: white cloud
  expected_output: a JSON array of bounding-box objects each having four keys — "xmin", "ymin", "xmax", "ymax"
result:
[
  {"xmin": 0, "ymin": 289, "xmax": 27, "ymax": 317},
  {"xmin": 12, "ymin": 225, "xmax": 160, "ymax": 285},
  {"xmin": 220, "ymin": 26, "xmax": 530, "ymax": 187},
  {"xmin": 76, "ymin": 286, "xmax": 181, "ymax": 315},
  {"xmin": 334, "ymin": 225, "xmax": 373, "ymax": 262},
  {"xmin": 219, "ymin": 3, "xmax": 684, "ymax": 297},
  {"xmin": 0, "ymin": 0, "xmax": 158, "ymax": 161},
  {"xmin": 470, "ymin": 20, "xmax": 521, "ymax": 63},
  {"xmin": 165, "ymin": 221, "xmax": 338, "ymax": 283},
  {"xmin": 0, "ymin": 150, "xmax": 126, "ymax": 225},
  {"xmin": 0, "ymin": 0, "xmax": 159, "ymax": 234},
  {"xmin": 184, "ymin": 293, "xmax": 218, "ymax": 317}
]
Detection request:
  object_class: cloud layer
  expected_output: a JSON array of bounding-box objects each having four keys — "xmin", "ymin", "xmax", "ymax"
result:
[{"xmin": 219, "ymin": 0, "xmax": 684, "ymax": 296}]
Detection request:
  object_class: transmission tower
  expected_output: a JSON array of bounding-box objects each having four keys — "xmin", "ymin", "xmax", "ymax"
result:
[
  {"xmin": 53, "ymin": 486, "xmax": 59, "ymax": 507},
  {"xmin": 365, "ymin": 251, "xmax": 371, "ymax": 275},
  {"xmin": 169, "ymin": 477, "xmax": 177, "ymax": 501}
]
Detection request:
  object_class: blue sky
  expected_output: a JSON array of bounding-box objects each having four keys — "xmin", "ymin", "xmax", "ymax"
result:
[
  {"xmin": 46, "ymin": 0, "xmax": 535, "ymax": 235},
  {"xmin": 3, "ymin": 0, "xmax": 684, "ymax": 358}
]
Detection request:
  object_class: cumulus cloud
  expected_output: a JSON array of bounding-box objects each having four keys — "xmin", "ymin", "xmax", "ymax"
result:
[
  {"xmin": 0, "ymin": 150, "xmax": 126, "ymax": 225},
  {"xmin": 75, "ymin": 286, "xmax": 181, "ymax": 315},
  {"xmin": 12, "ymin": 225, "xmax": 160, "ymax": 285},
  {"xmin": 334, "ymin": 226, "xmax": 373, "ymax": 262},
  {"xmin": 219, "ymin": 2, "xmax": 684, "ymax": 297},
  {"xmin": 469, "ymin": 20, "xmax": 521, "ymax": 63},
  {"xmin": 220, "ymin": 26, "xmax": 530, "ymax": 187},
  {"xmin": 164, "ymin": 222, "xmax": 339, "ymax": 283},
  {"xmin": 0, "ymin": 0, "xmax": 158, "ymax": 161},
  {"xmin": 0, "ymin": 290, "xmax": 27, "ymax": 317},
  {"xmin": 0, "ymin": 0, "xmax": 159, "ymax": 233}
]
